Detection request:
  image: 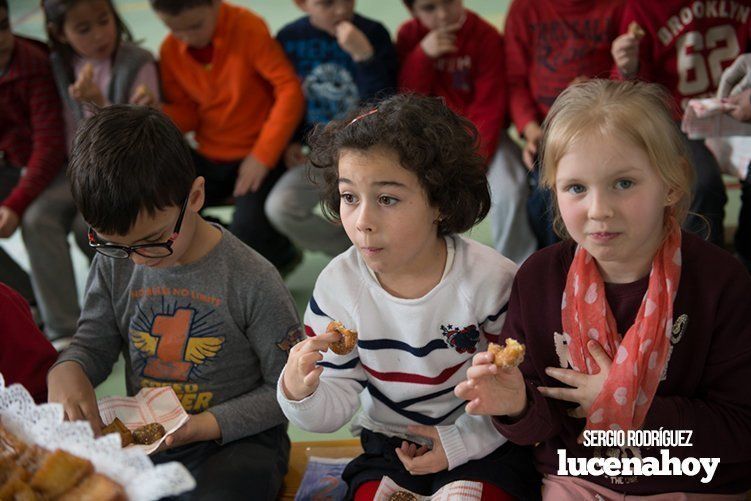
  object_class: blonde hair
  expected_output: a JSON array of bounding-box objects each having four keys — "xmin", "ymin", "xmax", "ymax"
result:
[{"xmin": 539, "ymin": 79, "xmax": 693, "ymax": 238}]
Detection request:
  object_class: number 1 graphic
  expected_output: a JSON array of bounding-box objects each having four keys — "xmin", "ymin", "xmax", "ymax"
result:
[{"xmin": 143, "ymin": 308, "xmax": 194, "ymax": 381}]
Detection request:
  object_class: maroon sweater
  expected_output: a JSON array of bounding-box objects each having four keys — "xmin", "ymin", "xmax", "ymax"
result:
[
  {"xmin": 493, "ymin": 231, "xmax": 751, "ymax": 494},
  {"xmin": 396, "ymin": 10, "xmax": 505, "ymax": 162},
  {"xmin": 0, "ymin": 36, "xmax": 65, "ymax": 216},
  {"xmin": 0, "ymin": 282, "xmax": 57, "ymax": 403}
]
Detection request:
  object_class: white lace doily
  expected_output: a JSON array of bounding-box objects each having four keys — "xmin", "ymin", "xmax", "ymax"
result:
[{"xmin": 0, "ymin": 373, "xmax": 195, "ymax": 500}]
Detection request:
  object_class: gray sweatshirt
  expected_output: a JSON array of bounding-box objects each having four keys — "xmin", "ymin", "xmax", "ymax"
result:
[{"xmin": 56, "ymin": 228, "xmax": 302, "ymax": 443}]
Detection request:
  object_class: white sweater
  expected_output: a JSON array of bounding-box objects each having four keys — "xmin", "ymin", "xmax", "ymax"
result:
[{"xmin": 277, "ymin": 236, "xmax": 517, "ymax": 470}]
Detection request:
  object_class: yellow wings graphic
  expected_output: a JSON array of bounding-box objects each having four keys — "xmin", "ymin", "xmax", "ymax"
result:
[
  {"xmin": 129, "ymin": 329, "xmax": 225, "ymax": 365},
  {"xmin": 185, "ymin": 337, "xmax": 225, "ymax": 364},
  {"xmin": 130, "ymin": 329, "xmax": 157, "ymax": 356}
]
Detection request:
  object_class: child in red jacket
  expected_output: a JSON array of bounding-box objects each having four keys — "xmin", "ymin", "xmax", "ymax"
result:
[{"xmin": 504, "ymin": 0, "xmax": 625, "ymax": 248}]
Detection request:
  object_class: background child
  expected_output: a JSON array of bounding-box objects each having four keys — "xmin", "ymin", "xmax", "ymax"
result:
[
  {"xmin": 504, "ymin": 0, "xmax": 625, "ymax": 248},
  {"xmin": 456, "ymin": 79, "xmax": 751, "ymax": 498},
  {"xmin": 611, "ymin": 0, "xmax": 751, "ymax": 246},
  {"xmin": 47, "ymin": 105, "xmax": 301, "ymax": 500},
  {"xmin": 151, "ymin": 0, "xmax": 305, "ymax": 274},
  {"xmin": 264, "ymin": 0, "xmax": 397, "ymax": 257},
  {"xmin": 396, "ymin": 0, "xmax": 536, "ymax": 264},
  {"xmin": 0, "ymin": 0, "xmax": 65, "ymax": 322},
  {"xmin": 31, "ymin": 0, "xmax": 159, "ymax": 347},
  {"xmin": 0, "ymin": 281, "xmax": 57, "ymax": 404},
  {"xmin": 277, "ymin": 94, "xmax": 539, "ymax": 500}
]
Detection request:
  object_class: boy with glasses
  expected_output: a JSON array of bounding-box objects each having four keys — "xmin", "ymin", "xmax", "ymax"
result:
[{"xmin": 47, "ymin": 105, "xmax": 301, "ymax": 500}]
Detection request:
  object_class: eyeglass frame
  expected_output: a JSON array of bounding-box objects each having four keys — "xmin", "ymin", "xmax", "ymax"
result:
[{"xmin": 87, "ymin": 197, "xmax": 189, "ymax": 259}]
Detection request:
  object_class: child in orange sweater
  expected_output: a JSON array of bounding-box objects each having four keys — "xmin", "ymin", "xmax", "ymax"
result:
[{"xmin": 150, "ymin": 0, "xmax": 305, "ymax": 272}]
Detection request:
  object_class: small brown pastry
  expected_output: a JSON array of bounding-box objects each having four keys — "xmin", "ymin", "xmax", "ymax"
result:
[
  {"xmin": 102, "ymin": 418, "xmax": 133, "ymax": 448},
  {"xmin": 132, "ymin": 423, "xmax": 166, "ymax": 445},
  {"xmin": 0, "ymin": 424, "xmax": 27, "ymax": 461},
  {"xmin": 0, "ymin": 465, "xmax": 30, "ymax": 498},
  {"xmin": 30, "ymin": 449, "xmax": 94, "ymax": 498},
  {"xmin": 488, "ymin": 339, "xmax": 526, "ymax": 369},
  {"xmin": 389, "ymin": 492, "xmax": 417, "ymax": 501},
  {"xmin": 58, "ymin": 473, "xmax": 127, "ymax": 501},
  {"xmin": 628, "ymin": 21, "xmax": 645, "ymax": 39},
  {"xmin": 327, "ymin": 321, "xmax": 358, "ymax": 355}
]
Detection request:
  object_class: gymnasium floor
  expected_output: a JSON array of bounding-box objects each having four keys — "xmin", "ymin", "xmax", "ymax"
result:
[{"xmin": 3, "ymin": 0, "xmax": 740, "ymax": 441}]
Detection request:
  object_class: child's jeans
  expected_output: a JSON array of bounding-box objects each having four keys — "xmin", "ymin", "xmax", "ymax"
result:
[{"xmin": 152, "ymin": 423, "xmax": 290, "ymax": 501}]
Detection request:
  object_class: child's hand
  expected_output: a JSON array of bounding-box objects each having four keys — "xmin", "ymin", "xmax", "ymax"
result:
[
  {"xmin": 281, "ymin": 329, "xmax": 342, "ymax": 401},
  {"xmin": 130, "ymin": 84, "xmax": 159, "ymax": 109},
  {"xmin": 335, "ymin": 21, "xmax": 374, "ymax": 62},
  {"xmin": 47, "ymin": 361, "xmax": 105, "ymax": 435},
  {"xmin": 454, "ymin": 351, "xmax": 527, "ymax": 417},
  {"xmin": 394, "ymin": 425, "xmax": 448, "ymax": 475},
  {"xmin": 611, "ymin": 32, "xmax": 640, "ymax": 78},
  {"xmin": 718, "ymin": 54, "xmax": 751, "ymax": 98},
  {"xmin": 537, "ymin": 340, "xmax": 612, "ymax": 419},
  {"xmin": 420, "ymin": 21, "xmax": 462, "ymax": 59},
  {"xmin": 0, "ymin": 206, "xmax": 19, "ymax": 238},
  {"xmin": 157, "ymin": 411, "xmax": 221, "ymax": 452},
  {"xmin": 69, "ymin": 63, "xmax": 105, "ymax": 107},
  {"xmin": 723, "ymin": 89, "xmax": 751, "ymax": 122},
  {"xmin": 283, "ymin": 142, "xmax": 308, "ymax": 169},
  {"xmin": 522, "ymin": 121, "xmax": 543, "ymax": 171},
  {"xmin": 234, "ymin": 155, "xmax": 269, "ymax": 196}
]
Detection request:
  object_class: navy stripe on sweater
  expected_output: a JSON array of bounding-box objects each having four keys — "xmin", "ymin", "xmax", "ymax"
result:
[
  {"xmin": 367, "ymin": 383, "xmax": 466, "ymax": 425},
  {"xmin": 483, "ymin": 301, "xmax": 508, "ymax": 323},
  {"xmin": 357, "ymin": 338, "xmax": 447, "ymax": 357}
]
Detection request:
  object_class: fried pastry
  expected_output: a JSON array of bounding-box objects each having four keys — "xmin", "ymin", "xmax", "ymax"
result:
[
  {"xmin": 102, "ymin": 418, "xmax": 133, "ymax": 448},
  {"xmin": 58, "ymin": 473, "xmax": 126, "ymax": 501},
  {"xmin": 29, "ymin": 449, "xmax": 93, "ymax": 498},
  {"xmin": 488, "ymin": 339, "xmax": 526, "ymax": 369},
  {"xmin": 0, "ymin": 424, "xmax": 127, "ymax": 500},
  {"xmin": 131, "ymin": 423, "xmax": 165, "ymax": 445},
  {"xmin": 389, "ymin": 492, "xmax": 417, "ymax": 501},
  {"xmin": 628, "ymin": 21, "xmax": 645, "ymax": 40},
  {"xmin": 327, "ymin": 321, "xmax": 358, "ymax": 355},
  {"xmin": 0, "ymin": 425, "xmax": 26, "ymax": 461}
]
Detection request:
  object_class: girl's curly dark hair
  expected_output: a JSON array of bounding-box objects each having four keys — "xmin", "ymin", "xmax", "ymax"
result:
[{"xmin": 307, "ymin": 93, "xmax": 491, "ymax": 236}]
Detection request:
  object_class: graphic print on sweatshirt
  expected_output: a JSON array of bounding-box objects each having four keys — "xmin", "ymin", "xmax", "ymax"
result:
[
  {"xmin": 128, "ymin": 295, "xmax": 225, "ymax": 412},
  {"xmin": 530, "ymin": 17, "xmax": 617, "ymax": 108},
  {"xmin": 283, "ymin": 38, "xmax": 360, "ymax": 125}
]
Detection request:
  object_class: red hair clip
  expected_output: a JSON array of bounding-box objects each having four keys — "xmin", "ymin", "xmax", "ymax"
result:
[{"xmin": 347, "ymin": 108, "xmax": 378, "ymax": 126}]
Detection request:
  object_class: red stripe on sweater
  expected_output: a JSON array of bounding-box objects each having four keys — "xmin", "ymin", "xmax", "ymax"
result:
[{"xmin": 362, "ymin": 360, "xmax": 465, "ymax": 385}]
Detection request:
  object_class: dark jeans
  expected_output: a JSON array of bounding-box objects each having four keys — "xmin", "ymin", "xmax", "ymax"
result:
[
  {"xmin": 192, "ymin": 151, "xmax": 297, "ymax": 268},
  {"xmin": 526, "ymin": 167, "xmax": 559, "ymax": 250},
  {"xmin": 0, "ymin": 164, "xmax": 35, "ymax": 304},
  {"xmin": 152, "ymin": 423, "xmax": 290, "ymax": 501},
  {"xmin": 342, "ymin": 429, "xmax": 541, "ymax": 501},
  {"xmin": 684, "ymin": 136, "xmax": 727, "ymax": 246}
]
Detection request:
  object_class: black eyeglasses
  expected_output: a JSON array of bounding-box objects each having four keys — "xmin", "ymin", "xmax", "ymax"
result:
[{"xmin": 88, "ymin": 198, "xmax": 189, "ymax": 259}]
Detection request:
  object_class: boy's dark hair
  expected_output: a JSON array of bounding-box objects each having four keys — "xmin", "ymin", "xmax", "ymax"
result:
[
  {"xmin": 0, "ymin": 0, "xmax": 7, "ymax": 12},
  {"xmin": 308, "ymin": 93, "xmax": 490, "ymax": 237},
  {"xmin": 149, "ymin": 0, "xmax": 213, "ymax": 16},
  {"xmin": 42, "ymin": 0, "xmax": 133, "ymax": 81},
  {"xmin": 69, "ymin": 105, "xmax": 196, "ymax": 235},
  {"xmin": 402, "ymin": 0, "xmax": 416, "ymax": 8}
]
